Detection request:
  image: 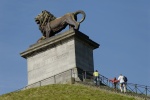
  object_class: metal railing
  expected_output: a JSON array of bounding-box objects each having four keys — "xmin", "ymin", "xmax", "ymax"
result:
[
  {"xmin": 0, "ymin": 69, "xmax": 75, "ymax": 95},
  {"xmin": 81, "ymin": 70, "xmax": 150, "ymax": 96},
  {"xmin": 2, "ymin": 69, "xmax": 150, "ymax": 98}
]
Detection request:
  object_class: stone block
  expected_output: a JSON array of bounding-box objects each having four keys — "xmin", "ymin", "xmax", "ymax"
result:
[{"xmin": 20, "ymin": 29, "xmax": 99, "ymax": 87}]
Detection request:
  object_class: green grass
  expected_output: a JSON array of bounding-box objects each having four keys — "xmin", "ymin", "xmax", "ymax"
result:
[{"xmin": 0, "ymin": 84, "xmax": 139, "ymax": 100}]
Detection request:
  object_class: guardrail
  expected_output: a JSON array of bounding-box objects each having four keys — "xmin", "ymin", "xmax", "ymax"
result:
[
  {"xmin": 82, "ymin": 70, "xmax": 150, "ymax": 96},
  {"xmin": 0, "ymin": 69, "xmax": 75, "ymax": 95},
  {"xmin": 2, "ymin": 69, "xmax": 150, "ymax": 98}
]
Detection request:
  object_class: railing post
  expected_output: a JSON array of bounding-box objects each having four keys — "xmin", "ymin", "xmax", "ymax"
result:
[
  {"xmin": 101, "ymin": 75, "xmax": 103, "ymax": 83},
  {"xmin": 82, "ymin": 72, "xmax": 84, "ymax": 81},
  {"xmin": 145, "ymin": 86, "xmax": 147, "ymax": 96},
  {"xmin": 54, "ymin": 75, "xmax": 56, "ymax": 84},
  {"xmin": 85, "ymin": 71, "xmax": 87, "ymax": 79},
  {"xmin": 74, "ymin": 72, "xmax": 75, "ymax": 78},
  {"xmin": 71, "ymin": 69, "xmax": 72, "ymax": 78},
  {"xmin": 135, "ymin": 84, "xmax": 137, "ymax": 93},
  {"xmin": 107, "ymin": 79, "xmax": 108, "ymax": 86},
  {"xmin": 40, "ymin": 81, "xmax": 41, "ymax": 86},
  {"xmin": 99, "ymin": 74, "xmax": 101, "ymax": 86}
]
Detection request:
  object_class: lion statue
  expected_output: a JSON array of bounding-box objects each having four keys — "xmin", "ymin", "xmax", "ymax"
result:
[{"xmin": 35, "ymin": 10, "xmax": 86, "ymax": 42}]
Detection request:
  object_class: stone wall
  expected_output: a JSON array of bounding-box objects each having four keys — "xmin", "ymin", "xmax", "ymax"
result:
[{"xmin": 20, "ymin": 29, "xmax": 99, "ymax": 87}]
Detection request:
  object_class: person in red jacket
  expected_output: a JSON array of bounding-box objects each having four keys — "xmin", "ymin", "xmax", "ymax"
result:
[{"xmin": 109, "ymin": 77, "xmax": 119, "ymax": 89}]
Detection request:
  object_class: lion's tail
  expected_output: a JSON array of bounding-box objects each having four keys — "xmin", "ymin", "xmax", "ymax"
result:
[{"xmin": 74, "ymin": 10, "xmax": 86, "ymax": 23}]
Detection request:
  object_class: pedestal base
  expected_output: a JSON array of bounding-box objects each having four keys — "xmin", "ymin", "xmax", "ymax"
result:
[{"xmin": 20, "ymin": 29, "xmax": 99, "ymax": 88}]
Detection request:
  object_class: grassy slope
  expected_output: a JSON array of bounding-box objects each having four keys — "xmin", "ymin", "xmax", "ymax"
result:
[{"xmin": 0, "ymin": 84, "xmax": 138, "ymax": 100}]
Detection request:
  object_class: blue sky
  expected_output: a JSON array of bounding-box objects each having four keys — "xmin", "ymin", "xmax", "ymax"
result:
[{"xmin": 0, "ymin": 1, "xmax": 149, "ymax": 95}]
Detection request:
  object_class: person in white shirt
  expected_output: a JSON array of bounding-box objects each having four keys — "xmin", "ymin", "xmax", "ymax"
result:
[{"xmin": 118, "ymin": 74, "xmax": 126, "ymax": 92}]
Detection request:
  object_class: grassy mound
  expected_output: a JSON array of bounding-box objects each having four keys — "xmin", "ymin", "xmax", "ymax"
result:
[{"xmin": 0, "ymin": 84, "xmax": 138, "ymax": 100}]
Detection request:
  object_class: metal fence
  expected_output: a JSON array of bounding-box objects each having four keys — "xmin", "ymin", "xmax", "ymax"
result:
[
  {"xmin": 81, "ymin": 71, "xmax": 150, "ymax": 96},
  {"xmin": 3, "ymin": 69, "xmax": 150, "ymax": 97}
]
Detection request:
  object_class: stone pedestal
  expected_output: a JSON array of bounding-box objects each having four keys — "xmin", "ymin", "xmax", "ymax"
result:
[{"xmin": 20, "ymin": 29, "xmax": 99, "ymax": 88}]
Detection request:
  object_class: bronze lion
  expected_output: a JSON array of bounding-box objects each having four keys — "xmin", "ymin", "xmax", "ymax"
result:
[{"xmin": 35, "ymin": 10, "xmax": 86, "ymax": 40}]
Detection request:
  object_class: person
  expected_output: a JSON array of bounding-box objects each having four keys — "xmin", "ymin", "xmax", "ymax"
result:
[
  {"xmin": 118, "ymin": 74, "xmax": 126, "ymax": 93},
  {"xmin": 109, "ymin": 77, "xmax": 119, "ymax": 89},
  {"xmin": 93, "ymin": 70, "xmax": 99, "ymax": 85}
]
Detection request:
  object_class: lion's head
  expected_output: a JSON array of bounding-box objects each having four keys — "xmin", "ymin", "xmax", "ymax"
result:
[{"xmin": 35, "ymin": 10, "xmax": 56, "ymax": 26}]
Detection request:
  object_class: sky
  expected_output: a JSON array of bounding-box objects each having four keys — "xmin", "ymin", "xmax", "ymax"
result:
[{"xmin": 0, "ymin": 0, "xmax": 150, "ymax": 95}]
